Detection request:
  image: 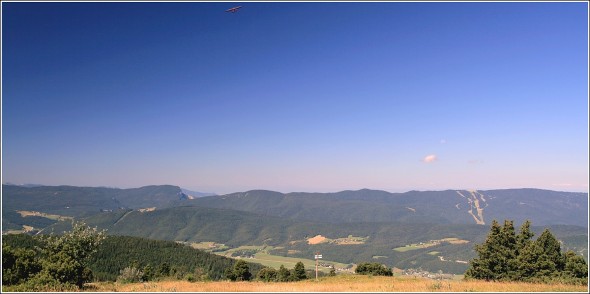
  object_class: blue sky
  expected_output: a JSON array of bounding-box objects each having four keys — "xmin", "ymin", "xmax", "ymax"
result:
[{"xmin": 2, "ymin": 1, "xmax": 588, "ymax": 194}]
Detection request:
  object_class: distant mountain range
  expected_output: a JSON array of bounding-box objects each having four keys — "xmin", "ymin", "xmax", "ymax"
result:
[
  {"xmin": 181, "ymin": 188, "xmax": 217, "ymax": 198},
  {"xmin": 2, "ymin": 182, "xmax": 44, "ymax": 188},
  {"xmin": 182, "ymin": 188, "xmax": 588, "ymax": 227},
  {"xmin": 2, "ymin": 184, "xmax": 188, "ymax": 218},
  {"xmin": 4, "ymin": 185, "xmax": 586, "ymax": 227},
  {"xmin": 2, "ymin": 184, "xmax": 587, "ymax": 274}
]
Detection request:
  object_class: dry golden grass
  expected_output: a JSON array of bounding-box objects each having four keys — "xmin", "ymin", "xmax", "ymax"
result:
[
  {"xmin": 16, "ymin": 210, "xmax": 73, "ymax": 221},
  {"xmin": 87, "ymin": 275, "xmax": 588, "ymax": 292}
]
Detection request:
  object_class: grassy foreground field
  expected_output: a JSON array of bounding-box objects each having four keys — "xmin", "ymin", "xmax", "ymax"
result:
[{"xmin": 86, "ymin": 275, "xmax": 588, "ymax": 292}]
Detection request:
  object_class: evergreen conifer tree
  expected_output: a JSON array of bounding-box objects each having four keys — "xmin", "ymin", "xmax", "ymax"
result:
[
  {"xmin": 499, "ymin": 220, "xmax": 518, "ymax": 280},
  {"xmin": 256, "ymin": 267, "xmax": 278, "ymax": 282},
  {"xmin": 465, "ymin": 220, "xmax": 503, "ymax": 280},
  {"xmin": 516, "ymin": 220, "xmax": 534, "ymax": 253},
  {"xmin": 231, "ymin": 260, "xmax": 252, "ymax": 281},
  {"xmin": 293, "ymin": 261, "xmax": 307, "ymax": 281},
  {"xmin": 515, "ymin": 237, "xmax": 543, "ymax": 280},
  {"xmin": 533, "ymin": 229, "xmax": 563, "ymax": 279},
  {"xmin": 562, "ymin": 250, "xmax": 588, "ymax": 280},
  {"xmin": 468, "ymin": 219, "xmax": 587, "ymax": 285},
  {"xmin": 277, "ymin": 265, "xmax": 290, "ymax": 282}
]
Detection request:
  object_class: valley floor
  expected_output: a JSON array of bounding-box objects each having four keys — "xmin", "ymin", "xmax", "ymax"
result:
[{"xmin": 85, "ymin": 275, "xmax": 588, "ymax": 292}]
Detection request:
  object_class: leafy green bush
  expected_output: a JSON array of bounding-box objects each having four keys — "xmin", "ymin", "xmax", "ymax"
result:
[
  {"xmin": 256, "ymin": 267, "xmax": 278, "ymax": 282},
  {"xmin": 117, "ymin": 267, "xmax": 144, "ymax": 283},
  {"xmin": 225, "ymin": 259, "xmax": 252, "ymax": 281},
  {"xmin": 2, "ymin": 221, "xmax": 105, "ymax": 290},
  {"xmin": 2, "ymin": 244, "xmax": 42, "ymax": 285},
  {"xmin": 355, "ymin": 262, "xmax": 393, "ymax": 276}
]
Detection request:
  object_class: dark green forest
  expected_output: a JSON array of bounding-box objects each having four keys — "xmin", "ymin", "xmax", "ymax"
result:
[
  {"xmin": 88, "ymin": 235, "xmax": 265, "ymax": 281},
  {"xmin": 2, "ymin": 232, "xmax": 265, "ymax": 288}
]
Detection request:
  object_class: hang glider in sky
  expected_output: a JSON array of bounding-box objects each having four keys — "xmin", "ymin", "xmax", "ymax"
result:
[{"xmin": 225, "ymin": 6, "xmax": 242, "ymax": 13}]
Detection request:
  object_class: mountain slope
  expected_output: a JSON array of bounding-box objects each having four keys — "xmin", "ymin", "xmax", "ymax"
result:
[
  {"xmin": 181, "ymin": 188, "xmax": 216, "ymax": 198},
  {"xmin": 185, "ymin": 189, "xmax": 588, "ymax": 227},
  {"xmin": 4, "ymin": 186, "xmax": 587, "ymax": 233},
  {"xmin": 44, "ymin": 205, "xmax": 587, "ymax": 274},
  {"xmin": 1, "ymin": 184, "xmax": 188, "ymax": 230}
]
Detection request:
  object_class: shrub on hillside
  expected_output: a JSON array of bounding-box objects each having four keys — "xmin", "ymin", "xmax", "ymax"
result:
[
  {"xmin": 117, "ymin": 267, "xmax": 144, "ymax": 283},
  {"xmin": 225, "ymin": 259, "xmax": 252, "ymax": 281},
  {"xmin": 355, "ymin": 262, "xmax": 393, "ymax": 276},
  {"xmin": 1, "ymin": 222, "xmax": 105, "ymax": 291},
  {"xmin": 256, "ymin": 267, "xmax": 278, "ymax": 282}
]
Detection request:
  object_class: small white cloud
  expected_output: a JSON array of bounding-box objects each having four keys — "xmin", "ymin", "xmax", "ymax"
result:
[{"xmin": 423, "ymin": 154, "xmax": 437, "ymax": 163}]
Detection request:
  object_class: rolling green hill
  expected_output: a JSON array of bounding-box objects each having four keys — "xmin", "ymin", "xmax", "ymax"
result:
[
  {"xmin": 41, "ymin": 205, "xmax": 587, "ymax": 274},
  {"xmin": 4, "ymin": 185, "xmax": 587, "ymax": 230},
  {"xmin": 1, "ymin": 184, "xmax": 189, "ymax": 230},
  {"xmin": 184, "ymin": 189, "xmax": 588, "ymax": 227}
]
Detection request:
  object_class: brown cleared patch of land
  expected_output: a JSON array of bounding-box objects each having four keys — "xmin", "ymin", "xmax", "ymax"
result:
[{"xmin": 307, "ymin": 235, "xmax": 327, "ymax": 244}]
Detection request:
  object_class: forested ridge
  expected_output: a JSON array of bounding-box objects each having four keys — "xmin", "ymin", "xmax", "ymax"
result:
[
  {"xmin": 4, "ymin": 185, "xmax": 588, "ymax": 230},
  {"xmin": 2, "ymin": 233, "xmax": 264, "ymax": 285},
  {"xmin": 89, "ymin": 235, "xmax": 264, "ymax": 281}
]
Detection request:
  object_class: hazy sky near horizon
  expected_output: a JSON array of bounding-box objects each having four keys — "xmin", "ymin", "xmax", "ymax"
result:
[{"xmin": 2, "ymin": 1, "xmax": 588, "ymax": 195}]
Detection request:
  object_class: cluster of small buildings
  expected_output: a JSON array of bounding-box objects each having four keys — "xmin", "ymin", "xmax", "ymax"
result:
[{"xmin": 401, "ymin": 268, "xmax": 454, "ymax": 280}]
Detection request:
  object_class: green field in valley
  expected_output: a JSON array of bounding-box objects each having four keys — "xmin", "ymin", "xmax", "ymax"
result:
[
  {"xmin": 393, "ymin": 238, "xmax": 470, "ymax": 252},
  {"xmin": 248, "ymin": 252, "xmax": 350, "ymax": 273},
  {"xmin": 215, "ymin": 245, "xmax": 351, "ymax": 273}
]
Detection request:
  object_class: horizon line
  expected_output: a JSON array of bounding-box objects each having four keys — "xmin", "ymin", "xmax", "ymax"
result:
[{"xmin": 3, "ymin": 182, "xmax": 588, "ymax": 195}]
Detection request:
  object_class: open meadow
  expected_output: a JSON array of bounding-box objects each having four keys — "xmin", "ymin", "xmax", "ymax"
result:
[
  {"xmin": 87, "ymin": 275, "xmax": 588, "ymax": 292},
  {"xmin": 213, "ymin": 244, "xmax": 351, "ymax": 273}
]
